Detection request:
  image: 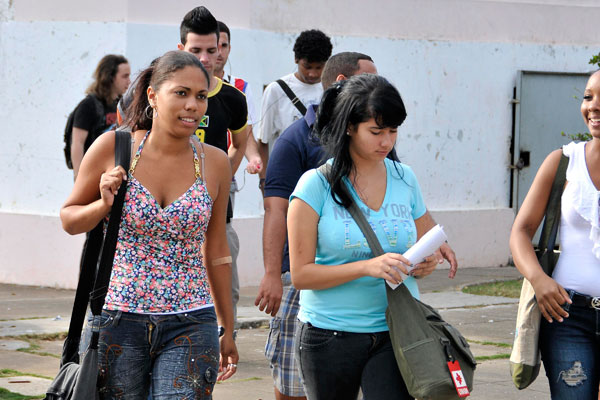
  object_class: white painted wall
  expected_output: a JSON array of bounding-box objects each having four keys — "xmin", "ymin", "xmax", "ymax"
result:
[{"xmin": 2, "ymin": 0, "xmax": 600, "ymax": 288}]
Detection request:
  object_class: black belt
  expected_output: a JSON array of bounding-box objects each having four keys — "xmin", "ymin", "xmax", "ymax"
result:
[{"xmin": 570, "ymin": 292, "xmax": 600, "ymax": 310}]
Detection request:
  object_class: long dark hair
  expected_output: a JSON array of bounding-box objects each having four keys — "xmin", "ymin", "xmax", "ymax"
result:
[
  {"xmin": 86, "ymin": 54, "xmax": 128, "ymax": 104},
  {"xmin": 313, "ymin": 74, "xmax": 407, "ymax": 208},
  {"xmin": 125, "ymin": 51, "xmax": 209, "ymax": 131}
]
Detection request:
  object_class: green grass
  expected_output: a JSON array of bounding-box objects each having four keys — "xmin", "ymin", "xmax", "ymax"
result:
[
  {"xmin": 5, "ymin": 333, "xmax": 67, "ymax": 342},
  {"xmin": 468, "ymin": 340, "xmax": 513, "ymax": 363},
  {"xmin": 0, "ymin": 370, "xmax": 52, "ymax": 380},
  {"xmin": 3, "ymin": 334, "xmax": 64, "ymax": 359},
  {"xmin": 475, "ymin": 353, "xmax": 511, "ymax": 362},
  {"xmin": 0, "ymin": 317, "xmax": 48, "ymax": 322},
  {"xmin": 462, "ymin": 278, "xmax": 523, "ymax": 298},
  {"xmin": 15, "ymin": 342, "xmax": 60, "ymax": 359},
  {"xmin": 216, "ymin": 376, "xmax": 262, "ymax": 384},
  {"xmin": 468, "ymin": 339, "xmax": 511, "ymax": 348},
  {"xmin": 0, "ymin": 387, "xmax": 43, "ymax": 400},
  {"xmin": 0, "ymin": 370, "xmax": 48, "ymax": 399},
  {"xmin": 0, "ymin": 371, "xmax": 22, "ymax": 378}
]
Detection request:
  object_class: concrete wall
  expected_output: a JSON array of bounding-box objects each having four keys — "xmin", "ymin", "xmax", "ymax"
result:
[
  {"xmin": 0, "ymin": 208, "xmax": 513, "ymax": 288},
  {"xmin": 1, "ymin": 0, "xmax": 600, "ymax": 288}
]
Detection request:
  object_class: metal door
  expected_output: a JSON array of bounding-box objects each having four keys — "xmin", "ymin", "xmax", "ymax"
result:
[{"xmin": 513, "ymin": 71, "xmax": 590, "ymax": 214}]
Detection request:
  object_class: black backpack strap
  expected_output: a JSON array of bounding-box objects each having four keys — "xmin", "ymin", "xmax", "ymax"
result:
[
  {"xmin": 90, "ymin": 94, "xmax": 106, "ymax": 126},
  {"xmin": 276, "ymin": 79, "xmax": 307, "ymax": 116},
  {"xmin": 81, "ymin": 95, "xmax": 109, "ymax": 152},
  {"xmin": 536, "ymin": 153, "xmax": 568, "ymax": 275}
]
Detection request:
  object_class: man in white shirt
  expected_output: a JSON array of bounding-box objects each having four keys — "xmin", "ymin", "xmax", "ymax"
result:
[{"xmin": 256, "ymin": 29, "xmax": 332, "ymax": 193}]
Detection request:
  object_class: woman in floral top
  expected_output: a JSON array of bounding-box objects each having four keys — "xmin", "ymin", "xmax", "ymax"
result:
[{"xmin": 60, "ymin": 50, "xmax": 237, "ymax": 399}]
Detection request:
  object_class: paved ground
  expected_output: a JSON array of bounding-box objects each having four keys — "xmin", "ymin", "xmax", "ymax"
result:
[{"xmin": 0, "ymin": 266, "xmax": 553, "ymax": 399}]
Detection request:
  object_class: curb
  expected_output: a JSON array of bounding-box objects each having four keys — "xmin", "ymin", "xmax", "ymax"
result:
[
  {"xmin": 457, "ymin": 277, "xmax": 523, "ymax": 291},
  {"xmin": 237, "ymin": 318, "xmax": 269, "ymax": 330}
]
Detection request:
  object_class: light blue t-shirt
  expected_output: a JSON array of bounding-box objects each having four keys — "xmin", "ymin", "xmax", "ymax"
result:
[{"xmin": 290, "ymin": 158, "xmax": 427, "ymax": 333}]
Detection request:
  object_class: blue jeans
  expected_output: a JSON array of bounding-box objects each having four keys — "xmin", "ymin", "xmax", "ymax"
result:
[
  {"xmin": 295, "ymin": 321, "xmax": 413, "ymax": 400},
  {"xmin": 539, "ymin": 290, "xmax": 600, "ymax": 399},
  {"xmin": 95, "ymin": 307, "xmax": 219, "ymax": 399}
]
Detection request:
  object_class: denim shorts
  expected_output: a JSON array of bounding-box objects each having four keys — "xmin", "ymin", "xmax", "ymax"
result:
[{"xmin": 95, "ymin": 307, "xmax": 219, "ymax": 399}]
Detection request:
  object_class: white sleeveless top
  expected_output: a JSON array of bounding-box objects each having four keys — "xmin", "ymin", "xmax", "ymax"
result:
[{"xmin": 552, "ymin": 141, "xmax": 600, "ymax": 296}]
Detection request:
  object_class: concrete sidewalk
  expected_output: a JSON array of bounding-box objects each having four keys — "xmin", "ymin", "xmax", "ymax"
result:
[{"xmin": 0, "ymin": 266, "xmax": 552, "ymax": 399}]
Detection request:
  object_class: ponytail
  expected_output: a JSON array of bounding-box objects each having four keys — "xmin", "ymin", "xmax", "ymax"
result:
[
  {"xmin": 124, "ymin": 66, "xmax": 154, "ymax": 131},
  {"xmin": 313, "ymin": 80, "xmax": 346, "ymax": 143},
  {"xmin": 313, "ymin": 79, "xmax": 354, "ymax": 208}
]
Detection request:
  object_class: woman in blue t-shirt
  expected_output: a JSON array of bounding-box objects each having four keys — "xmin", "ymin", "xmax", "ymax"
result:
[{"xmin": 288, "ymin": 74, "xmax": 445, "ymax": 400}]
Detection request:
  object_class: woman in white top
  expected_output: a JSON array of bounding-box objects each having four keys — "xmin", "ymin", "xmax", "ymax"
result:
[{"xmin": 510, "ymin": 70, "xmax": 600, "ymax": 399}]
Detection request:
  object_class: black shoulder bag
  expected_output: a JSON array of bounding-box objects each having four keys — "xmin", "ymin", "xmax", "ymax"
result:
[
  {"xmin": 318, "ymin": 164, "xmax": 476, "ymax": 399},
  {"xmin": 45, "ymin": 130, "xmax": 131, "ymax": 400}
]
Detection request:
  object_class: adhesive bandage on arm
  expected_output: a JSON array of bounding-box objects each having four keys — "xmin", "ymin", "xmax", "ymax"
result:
[{"xmin": 211, "ymin": 256, "xmax": 232, "ymax": 266}]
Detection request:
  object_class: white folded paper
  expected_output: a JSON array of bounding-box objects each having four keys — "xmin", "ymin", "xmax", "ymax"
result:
[{"xmin": 387, "ymin": 224, "xmax": 448, "ymax": 289}]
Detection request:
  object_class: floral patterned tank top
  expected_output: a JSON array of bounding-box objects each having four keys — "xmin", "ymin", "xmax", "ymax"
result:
[{"xmin": 104, "ymin": 131, "xmax": 214, "ymax": 313}]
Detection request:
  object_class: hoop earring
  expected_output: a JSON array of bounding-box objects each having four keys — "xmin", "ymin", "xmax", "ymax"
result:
[{"xmin": 144, "ymin": 105, "xmax": 154, "ymax": 119}]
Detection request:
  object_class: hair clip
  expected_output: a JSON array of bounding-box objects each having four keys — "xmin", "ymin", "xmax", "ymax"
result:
[{"xmin": 333, "ymin": 80, "xmax": 347, "ymax": 93}]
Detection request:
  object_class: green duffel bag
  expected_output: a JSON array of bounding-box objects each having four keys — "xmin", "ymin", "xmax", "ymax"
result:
[{"xmin": 386, "ymin": 284, "xmax": 477, "ymax": 399}]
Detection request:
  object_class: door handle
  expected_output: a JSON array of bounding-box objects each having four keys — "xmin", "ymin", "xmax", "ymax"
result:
[
  {"xmin": 509, "ymin": 158, "xmax": 525, "ymax": 170},
  {"xmin": 510, "ymin": 151, "xmax": 530, "ymax": 170}
]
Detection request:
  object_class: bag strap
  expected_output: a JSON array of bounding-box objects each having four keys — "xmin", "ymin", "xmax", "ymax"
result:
[
  {"xmin": 89, "ymin": 130, "xmax": 131, "ymax": 316},
  {"xmin": 276, "ymin": 79, "xmax": 307, "ymax": 116},
  {"xmin": 536, "ymin": 154, "xmax": 568, "ymax": 273},
  {"xmin": 62, "ymin": 223, "xmax": 103, "ymax": 365},
  {"xmin": 318, "ymin": 164, "xmax": 416, "ymax": 303},
  {"xmin": 60, "ymin": 130, "xmax": 130, "ymax": 365},
  {"xmin": 318, "ymin": 165, "xmax": 384, "ymax": 255},
  {"xmin": 91, "ymin": 94, "xmax": 106, "ymax": 124}
]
